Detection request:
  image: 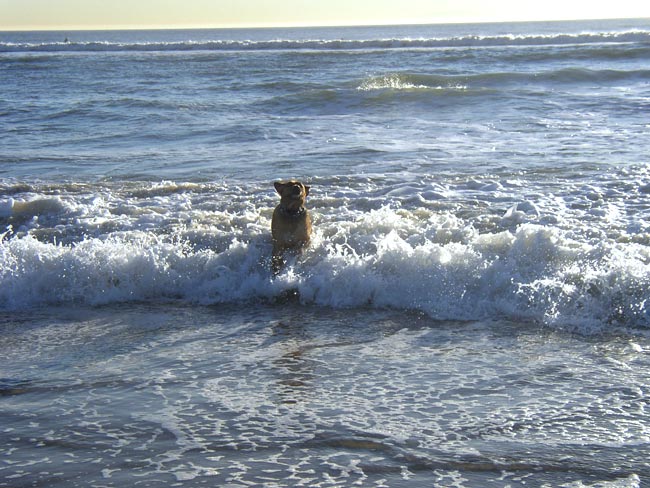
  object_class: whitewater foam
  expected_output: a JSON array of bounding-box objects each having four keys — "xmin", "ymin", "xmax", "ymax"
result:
[
  {"xmin": 1, "ymin": 176, "xmax": 648, "ymax": 333},
  {"xmin": 357, "ymin": 73, "xmax": 469, "ymax": 92}
]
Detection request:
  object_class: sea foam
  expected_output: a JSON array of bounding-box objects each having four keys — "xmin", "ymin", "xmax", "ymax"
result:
[{"xmin": 1, "ymin": 179, "xmax": 648, "ymax": 333}]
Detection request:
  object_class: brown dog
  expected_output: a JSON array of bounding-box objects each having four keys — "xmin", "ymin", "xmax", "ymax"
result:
[{"xmin": 271, "ymin": 180, "xmax": 312, "ymax": 274}]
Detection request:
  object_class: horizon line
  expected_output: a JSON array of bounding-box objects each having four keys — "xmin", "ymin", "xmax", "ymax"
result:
[{"xmin": 1, "ymin": 15, "xmax": 648, "ymax": 32}]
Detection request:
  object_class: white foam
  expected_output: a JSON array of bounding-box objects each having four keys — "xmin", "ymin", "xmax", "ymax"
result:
[
  {"xmin": 357, "ymin": 73, "xmax": 468, "ymax": 92},
  {"xmin": 1, "ymin": 175, "xmax": 648, "ymax": 333},
  {"xmin": 0, "ymin": 196, "xmax": 67, "ymax": 221}
]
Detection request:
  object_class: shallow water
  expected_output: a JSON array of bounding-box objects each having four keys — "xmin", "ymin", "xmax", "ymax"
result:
[{"xmin": 1, "ymin": 303, "xmax": 649, "ymax": 487}]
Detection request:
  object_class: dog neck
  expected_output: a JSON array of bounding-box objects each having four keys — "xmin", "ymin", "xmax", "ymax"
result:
[{"xmin": 278, "ymin": 205, "xmax": 306, "ymax": 217}]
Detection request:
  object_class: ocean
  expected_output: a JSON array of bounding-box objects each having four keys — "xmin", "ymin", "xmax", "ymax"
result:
[{"xmin": 1, "ymin": 18, "xmax": 650, "ymax": 487}]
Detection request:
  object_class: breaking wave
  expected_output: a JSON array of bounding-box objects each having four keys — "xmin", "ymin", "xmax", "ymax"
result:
[
  {"xmin": 1, "ymin": 177, "xmax": 649, "ymax": 334},
  {"xmin": 356, "ymin": 68, "xmax": 650, "ymax": 92},
  {"xmin": 2, "ymin": 29, "xmax": 650, "ymax": 53}
]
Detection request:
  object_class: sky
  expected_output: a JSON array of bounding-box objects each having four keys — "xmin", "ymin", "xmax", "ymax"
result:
[{"xmin": 1, "ymin": 0, "xmax": 650, "ymax": 30}]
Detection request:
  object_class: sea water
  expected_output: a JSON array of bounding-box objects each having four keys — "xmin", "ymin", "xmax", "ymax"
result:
[{"xmin": 1, "ymin": 19, "xmax": 650, "ymax": 487}]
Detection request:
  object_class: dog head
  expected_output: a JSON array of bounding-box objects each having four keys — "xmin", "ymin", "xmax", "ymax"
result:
[{"xmin": 274, "ymin": 180, "xmax": 310, "ymax": 212}]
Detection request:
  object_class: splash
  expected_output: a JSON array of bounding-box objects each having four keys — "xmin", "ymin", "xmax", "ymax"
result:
[{"xmin": 1, "ymin": 178, "xmax": 649, "ymax": 333}]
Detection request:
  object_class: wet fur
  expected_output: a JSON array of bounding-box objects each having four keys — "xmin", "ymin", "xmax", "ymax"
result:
[{"xmin": 271, "ymin": 180, "xmax": 312, "ymax": 274}]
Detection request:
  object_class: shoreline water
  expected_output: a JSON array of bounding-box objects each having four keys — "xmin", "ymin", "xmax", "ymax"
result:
[{"xmin": 2, "ymin": 302, "xmax": 649, "ymax": 486}]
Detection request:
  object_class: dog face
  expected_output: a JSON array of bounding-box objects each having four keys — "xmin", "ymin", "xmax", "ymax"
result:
[{"xmin": 274, "ymin": 180, "xmax": 310, "ymax": 212}]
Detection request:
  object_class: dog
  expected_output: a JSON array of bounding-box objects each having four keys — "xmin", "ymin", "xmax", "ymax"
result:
[{"xmin": 271, "ymin": 180, "xmax": 312, "ymax": 275}]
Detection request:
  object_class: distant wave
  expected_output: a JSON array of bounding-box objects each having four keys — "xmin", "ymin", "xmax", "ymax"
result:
[
  {"xmin": 2, "ymin": 30, "xmax": 650, "ymax": 53},
  {"xmin": 258, "ymin": 66, "xmax": 650, "ymax": 114},
  {"xmin": 356, "ymin": 68, "xmax": 650, "ymax": 91},
  {"xmin": 261, "ymin": 68, "xmax": 650, "ymax": 114}
]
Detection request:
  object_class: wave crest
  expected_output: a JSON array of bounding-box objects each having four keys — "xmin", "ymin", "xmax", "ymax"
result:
[
  {"xmin": 3, "ymin": 29, "xmax": 650, "ymax": 53},
  {"xmin": 2, "ymin": 211, "xmax": 648, "ymax": 334},
  {"xmin": 357, "ymin": 73, "xmax": 468, "ymax": 91}
]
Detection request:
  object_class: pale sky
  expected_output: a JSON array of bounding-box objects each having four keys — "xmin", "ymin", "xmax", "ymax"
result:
[{"xmin": 1, "ymin": 0, "xmax": 650, "ymax": 30}]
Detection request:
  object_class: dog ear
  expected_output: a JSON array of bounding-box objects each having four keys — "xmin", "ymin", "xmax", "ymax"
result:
[
  {"xmin": 304, "ymin": 185, "xmax": 310, "ymax": 196},
  {"xmin": 274, "ymin": 181, "xmax": 285, "ymax": 194}
]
